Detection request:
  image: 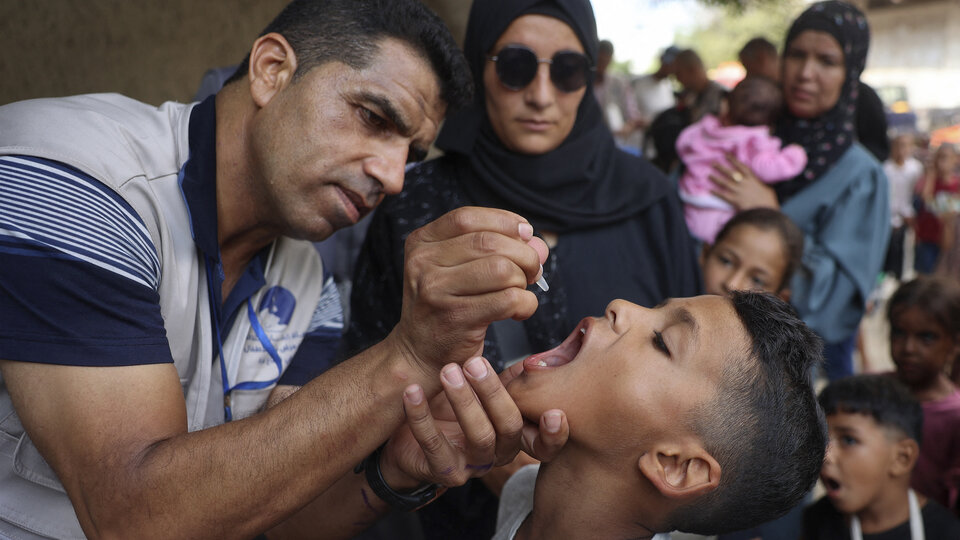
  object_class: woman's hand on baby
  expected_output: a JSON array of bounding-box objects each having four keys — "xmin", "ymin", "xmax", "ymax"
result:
[{"xmin": 708, "ymin": 153, "xmax": 780, "ymax": 211}]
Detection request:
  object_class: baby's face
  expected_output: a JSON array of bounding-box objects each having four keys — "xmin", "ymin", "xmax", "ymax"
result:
[
  {"xmin": 506, "ymin": 296, "xmax": 750, "ymax": 456},
  {"xmin": 820, "ymin": 412, "xmax": 902, "ymax": 516},
  {"xmin": 701, "ymin": 225, "xmax": 788, "ymax": 298}
]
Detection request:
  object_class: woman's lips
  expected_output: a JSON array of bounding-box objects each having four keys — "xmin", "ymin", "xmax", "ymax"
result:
[
  {"xmin": 517, "ymin": 118, "xmax": 554, "ymax": 132},
  {"xmin": 523, "ymin": 319, "xmax": 589, "ymax": 372}
]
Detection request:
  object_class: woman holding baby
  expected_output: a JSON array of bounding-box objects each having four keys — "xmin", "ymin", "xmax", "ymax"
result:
[{"xmin": 711, "ymin": 1, "xmax": 889, "ymax": 382}]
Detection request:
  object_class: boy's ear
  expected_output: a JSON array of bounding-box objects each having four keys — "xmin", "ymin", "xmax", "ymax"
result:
[
  {"xmin": 638, "ymin": 443, "xmax": 721, "ymax": 501},
  {"xmin": 248, "ymin": 32, "xmax": 298, "ymax": 108},
  {"xmin": 889, "ymin": 437, "xmax": 920, "ymax": 477}
]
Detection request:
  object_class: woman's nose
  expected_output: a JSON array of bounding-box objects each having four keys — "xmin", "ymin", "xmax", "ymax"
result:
[{"xmin": 524, "ymin": 63, "xmax": 555, "ymax": 108}]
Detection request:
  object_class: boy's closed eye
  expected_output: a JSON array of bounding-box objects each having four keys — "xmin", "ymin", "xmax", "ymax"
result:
[{"xmin": 653, "ymin": 330, "xmax": 671, "ymax": 356}]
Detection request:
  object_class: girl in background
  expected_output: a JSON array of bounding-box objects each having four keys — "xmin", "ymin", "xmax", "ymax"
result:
[{"xmin": 887, "ymin": 276, "xmax": 960, "ymax": 514}]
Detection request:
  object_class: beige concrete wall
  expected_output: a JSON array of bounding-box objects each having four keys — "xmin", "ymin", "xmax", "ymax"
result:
[
  {"xmin": 0, "ymin": 1, "xmax": 290, "ymax": 106},
  {"xmin": 0, "ymin": 0, "xmax": 471, "ymax": 107}
]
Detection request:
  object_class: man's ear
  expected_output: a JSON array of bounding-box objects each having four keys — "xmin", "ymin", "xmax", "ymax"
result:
[
  {"xmin": 777, "ymin": 287, "xmax": 792, "ymax": 303},
  {"xmin": 248, "ymin": 32, "xmax": 298, "ymax": 108},
  {"xmin": 889, "ymin": 437, "xmax": 919, "ymax": 478},
  {"xmin": 638, "ymin": 443, "xmax": 721, "ymax": 501}
]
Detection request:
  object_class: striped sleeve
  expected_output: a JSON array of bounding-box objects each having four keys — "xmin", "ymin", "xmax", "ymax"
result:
[{"xmin": 0, "ymin": 155, "xmax": 171, "ymax": 366}]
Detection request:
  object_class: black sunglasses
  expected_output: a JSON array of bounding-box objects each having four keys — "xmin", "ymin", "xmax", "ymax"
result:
[{"xmin": 487, "ymin": 45, "xmax": 593, "ymax": 93}]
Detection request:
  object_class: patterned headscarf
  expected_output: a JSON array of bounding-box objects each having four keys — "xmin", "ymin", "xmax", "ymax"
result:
[{"xmin": 774, "ymin": 1, "xmax": 870, "ymax": 201}]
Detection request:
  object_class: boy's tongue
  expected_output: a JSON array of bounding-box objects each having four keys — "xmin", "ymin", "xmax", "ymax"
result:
[{"xmin": 523, "ymin": 326, "xmax": 585, "ymax": 370}]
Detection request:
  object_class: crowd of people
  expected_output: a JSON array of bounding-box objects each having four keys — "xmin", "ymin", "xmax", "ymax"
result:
[{"xmin": 0, "ymin": 0, "xmax": 957, "ymax": 539}]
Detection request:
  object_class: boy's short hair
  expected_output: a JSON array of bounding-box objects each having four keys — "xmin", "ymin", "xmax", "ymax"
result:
[
  {"xmin": 819, "ymin": 374, "xmax": 923, "ymax": 444},
  {"xmin": 668, "ymin": 291, "xmax": 827, "ymax": 535},
  {"xmin": 713, "ymin": 208, "xmax": 805, "ymax": 292},
  {"xmin": 727, "ymin": 75, "xmax": 783, "ymax": 127}
]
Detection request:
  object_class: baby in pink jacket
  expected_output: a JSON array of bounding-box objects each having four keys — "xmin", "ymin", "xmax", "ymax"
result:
[{"xmin": 677, "ymin": 76, "xmax": 807, "ymax": 244}]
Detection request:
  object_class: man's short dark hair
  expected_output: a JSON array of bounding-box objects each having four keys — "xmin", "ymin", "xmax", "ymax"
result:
[
  {"xmin": 598, "ymin": 40, "xmax": 614, "ymax": 56},
  {"xmin": 712, "ymin": 208, "xmax": 804, "ymax": 291},
  {"xmin": 668, "ymin": 291, "xmax": 827, "ymax": 535},
  {"xmin": 818, "ymin": 374, "xmax": 923, "ymax": 444},
  {"xmin": 225, "ymin": 0, "xmax": 472, "ymax": 112},
  {"xmin": 739, "ymin": 37, "xmax": 778, "ymax": 61},
  {"xmin": 674, "ymin": 49, "xmax": 704, "ymax": 70}
]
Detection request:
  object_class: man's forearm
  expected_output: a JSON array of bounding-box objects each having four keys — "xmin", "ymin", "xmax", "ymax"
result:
[{"xmin": 7, "ymin": 338, "xmax": 433, "ymax": 540}]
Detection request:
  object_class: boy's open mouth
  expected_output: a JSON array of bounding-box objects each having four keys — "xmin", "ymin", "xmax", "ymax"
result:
[
  {"xmin": 522, "ymin": 318, "xmax": 589, "ymax": 371},
  {"xmin": 821, "ymin": 474, "xmax": 842, "ymax": 496}
]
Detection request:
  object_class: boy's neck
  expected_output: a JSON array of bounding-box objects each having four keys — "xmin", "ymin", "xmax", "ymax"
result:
[
  {"xmin": 855, "ymin": 482, "xmax": 915, "ymax": 535},
  {"xmin": 515, "ymin": 453, "xmax": 660, "ymax": 540}
]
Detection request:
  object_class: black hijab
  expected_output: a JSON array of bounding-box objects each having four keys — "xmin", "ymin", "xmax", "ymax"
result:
[
  {"xmin": 775, "ymin": 0, "xmax": 871, "ymax": 201},
  {"xmin": 435, "ymin": 0, "xmax": 665, "ymax": 233}
]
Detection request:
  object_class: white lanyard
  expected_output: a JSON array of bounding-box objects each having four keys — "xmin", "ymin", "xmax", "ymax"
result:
[{"xmin": 850, "ymin": 489, "xmax": 924, "ymax": 540}]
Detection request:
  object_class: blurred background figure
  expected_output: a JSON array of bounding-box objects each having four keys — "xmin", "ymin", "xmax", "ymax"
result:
[
  {"xmin": 632, "ymin": 45, "xmax": 680, "ymax": 157},
  {"xmin": 593, "ymin": 39, "xmax": 642, "ymax": 153},
  {"xmin": 883, "ymin": 133, "xmax": 924, "ymax": 281},
  {"xmin": 738, "ymin": 37, "xmax": 779, "ymax": 81},
  {"xmin": 915, "ymin": 143, "xmax": 960, "ymax": 274},
  {"xmin": 674, "ymin": 48, "xmax": 727, "ymax": 123}
]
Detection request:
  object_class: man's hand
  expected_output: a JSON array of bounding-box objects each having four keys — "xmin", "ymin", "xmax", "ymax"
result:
[
  {"xmin": 380, "ymin": 357, "xmax": 568, "ymax": 494},
  {"xmin": 387, "ymin": 207, "xmax": 549, "ymax": 383}
]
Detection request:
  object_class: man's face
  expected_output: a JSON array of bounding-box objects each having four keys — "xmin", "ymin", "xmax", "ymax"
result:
[
  {"xmin": 820, "ymin": 412, "xmax": 902, "ymax": 516},
  {"xmin": 250, "ymin": 38, "xmax": 445, "ymax": 241},
  {"xmin": 506, "ymin": 296, "xmax": 750, "ymax": 457}
]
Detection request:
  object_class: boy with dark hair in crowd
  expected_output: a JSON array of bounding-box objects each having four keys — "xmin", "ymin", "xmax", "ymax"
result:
[
  {"xmin": 804, "ymin": 374, "xmax": 960, "ymax": 539},
  {"xmin": 471, "ymin": 292, "xmax": 828, "ymax": 538}
]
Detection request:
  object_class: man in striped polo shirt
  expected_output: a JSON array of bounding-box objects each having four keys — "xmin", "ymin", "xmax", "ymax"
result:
[{"xmin": 0, "ymin": 1, "xmax": 562, "ymax": 538}]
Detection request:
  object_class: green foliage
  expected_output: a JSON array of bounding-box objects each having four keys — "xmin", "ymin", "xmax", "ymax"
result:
[{"xmin": 677, "ymin": 0, "xmax": 807, "ymax": 69}]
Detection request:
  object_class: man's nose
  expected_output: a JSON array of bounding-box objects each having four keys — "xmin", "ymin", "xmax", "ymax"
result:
[{"xmin": 364, "ymin": 146, "xmax": 407, "ymax": 196}]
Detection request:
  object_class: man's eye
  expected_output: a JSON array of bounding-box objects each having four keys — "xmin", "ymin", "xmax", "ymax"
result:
[
  {"xmin": 751, "ymin": 277, "xmax": 767, "ymax": 288},
  {"xmin": 653, "ymin": 331, "xmax": 670, "ymax": 356},
  {"xmin": 716, "ymin": 255, "xmax": 732, "ymax": 267},
  {"xmin": 361, "ymin": 107, "xmax": 388, "ymax": 130}
]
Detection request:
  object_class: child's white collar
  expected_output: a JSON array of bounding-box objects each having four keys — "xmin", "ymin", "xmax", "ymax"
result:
[{"xmin": 850, "ymin": 489, "xmax": 924, "ymax": 540}]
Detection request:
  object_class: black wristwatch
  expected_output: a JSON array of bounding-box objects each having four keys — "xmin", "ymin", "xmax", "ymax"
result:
[{"xmin": 355, "ymin": 445, "xmax": 439, "ymax": 511}]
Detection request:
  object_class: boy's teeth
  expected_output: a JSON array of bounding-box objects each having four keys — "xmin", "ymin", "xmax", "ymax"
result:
[
  {"xmin": 580, "ymin": 328, "xmax": 586, "ymax": 335},
  {"xmin": 537, "ymin": 359, "xmax": 548, "ymax": 367}
]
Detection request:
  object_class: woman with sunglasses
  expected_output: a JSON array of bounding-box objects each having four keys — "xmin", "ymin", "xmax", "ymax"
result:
[
  {"xmin": 706, "ymin": 1, "xmax": 889, "ymax": 386},
  {"xmin": 341, "ymin": 0, "xmax": 700, "ymax": 538}
]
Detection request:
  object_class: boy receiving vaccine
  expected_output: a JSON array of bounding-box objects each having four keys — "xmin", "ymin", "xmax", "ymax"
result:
[
  {"xmin": 475, "ymin": 292, "xmax": 827, "ymax": 538},
  {"xmin": 804, "ymin": 374, "xmax": 960, "ymax": 539}
]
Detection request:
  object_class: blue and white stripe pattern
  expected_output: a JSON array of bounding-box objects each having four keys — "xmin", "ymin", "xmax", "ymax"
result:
[
  {"xmin": 306, "ymin": 274, "xmax": 344, "ymax": 334},
  {"xmin": 0, "ymin": 155, "xmax": 160, "ymax": 290}
]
